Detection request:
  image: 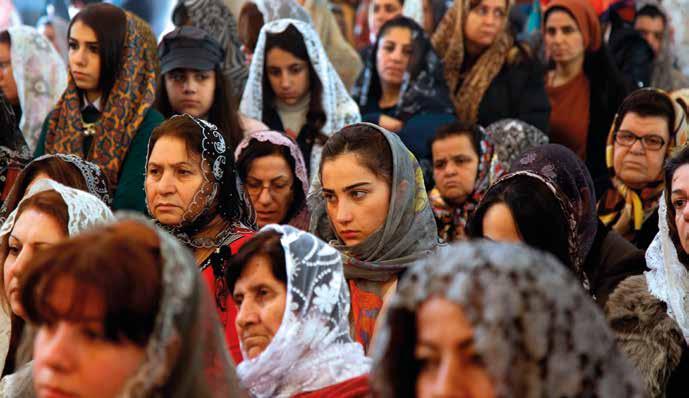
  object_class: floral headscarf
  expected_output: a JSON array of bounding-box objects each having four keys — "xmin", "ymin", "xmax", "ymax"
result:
[
  {"xmin": 6, "ymin": 26, "xmax": 67, "ymax": 152},
  {"xmin": 44, "ymin": 12, "xmax": 158, "ymax": 188},
  {"xmin": 372, "ymin": 240, "xmax": 644, "ymax": 398},
  {"xmin": 598, "ymin": 89, "xmax": 683, "ymax": 241},
  {"xmin": 235, "ymin": 130, "xmax": 310, "ymax": 230},
  {"xmin": 237, "ymin": 225, "xmax": 370, "ymax": 398}
]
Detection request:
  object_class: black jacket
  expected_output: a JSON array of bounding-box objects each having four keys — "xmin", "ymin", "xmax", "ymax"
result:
[{"xmin": 476, "ymin": 49, "xmax": 551, "ymax": 135}]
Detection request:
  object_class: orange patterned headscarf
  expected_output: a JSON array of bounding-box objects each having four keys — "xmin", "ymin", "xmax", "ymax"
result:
[{"xmin": 44, "ymin": 12, "xmax": 158, "ymax": 187}]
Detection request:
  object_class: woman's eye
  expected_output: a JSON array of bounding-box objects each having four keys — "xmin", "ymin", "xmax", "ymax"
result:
[
  {"xmin": 323, "ymin": 193, "xmax": 336, "ymax": 203},
  {"xmin": 87, "ymin": 45, "xmax": 99, "ymax": 54},
  {"xmin": 147, "ymin": 168, "xmax": 160, "ymax": 176},
  {"xmin": 68, "ymin": 42, "xmax": 78, "ymax": 50},
  {"xmin": 195, "ymin": 73, "xmax": 210, "ymax": 81},
  {"xmin": 351, "ymin": 191, "xmax": 367, "ymax": 200},
  {"xmin": 7, "ymin": 245, "xmax": 19, "ymax": 255},
  {"xmin": 674, "ymin": 199, "xmax": 686, "ymax": 209}
]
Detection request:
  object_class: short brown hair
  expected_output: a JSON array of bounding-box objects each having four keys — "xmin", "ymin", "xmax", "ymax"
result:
[
  {"xmin": 238, "ymin": 2, "xmax": 264, "ymax": 54},
  {"xmin": 19, "ymin": 220, "xmax": 162, "ymax": 346},
  {"xmin": 226, "ymin": 230, "xmax": 287, "ymax": 295}
]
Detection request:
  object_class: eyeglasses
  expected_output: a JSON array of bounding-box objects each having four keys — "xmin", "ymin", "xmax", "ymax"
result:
[{"xmin": 614, "ymin": 130, "xmax": 666, "ymax": 151}]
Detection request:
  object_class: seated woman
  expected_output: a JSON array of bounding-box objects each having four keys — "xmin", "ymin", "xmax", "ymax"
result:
[
  {"xmin": 172, "ymin": 0, "xmax": 248, "ymax": 98},
  {"xmin": 240, "ymin": 19, "xmax": 361, "ymax": 177},
  {"xmin": 156, "ymin": 26, "xmax": 266, "ymax": 149},
  {"xmin": 227, "ymin": 225, "xmax": 371, "ymax": 397},
  {"xmin": 542, "ymin": 0, "xmax": 628, "ymax": 193},
  {"xmin": 606, "ymin": 145, "xmax": 689, "ymax": 397},
  {"xmin": 0, "ymin": 179, "xmax": 113, "ymax": 380},
  {"xmin": 0, "ymin": 26, "xmax": 67, "ymax": 151},
  {"xmin": 353, "ymin": 16, "xmax": 455, "ymax": 164},
  {"xmin": 598, "ymin": 89, "xmax": 681, "ymax": 250},
  {"xmin": 429, "ymin": 119, "xmax": 547, "ymax": 242},
  {"xmin": 468, "ymin": 144, "xmax": 646, "ymax": 306},
  {"xmin": 235, "ymin": 130, "xmax": 310, "ymax": 230},
  {"xmin": 310, "ymin": 122, "xmax": 439, "ymax": 350},
  {"xmin": 1, "ymin": 153, "xmax": 111, "ymax": 221},
  {"xmin": 35, "ymin": 3, "xmax": 164, "ymax": 213},
  {"xmin": 372, "ymin": 240, "xmax": 643, "ymax": 397},
  {"xmin": 145, "ymin": 114, "xmax": 256, "ymax": 363},
  {"xmin": 0, "ymin": 92, "xmax": 29, "ymax": 207},
  {"xmin": 0, "ymin": 216, "xmax": 242, "ymax": 396},
  {"xmin": 431, "ymin": 0, "xmax": 550, "ymax": 132}
]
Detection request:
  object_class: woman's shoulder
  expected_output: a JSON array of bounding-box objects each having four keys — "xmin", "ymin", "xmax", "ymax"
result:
[{"xmin": 292, "ymin": 374, "xmax": 371, "ymax": 398}]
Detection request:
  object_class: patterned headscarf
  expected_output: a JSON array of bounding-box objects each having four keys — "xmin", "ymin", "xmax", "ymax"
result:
[
  {"xmin": 146, "ymin": 114, "xmax": 256, "ymax": 249},
  {"xmin": 32, "ymin": 154, "xmax": 112, "ymax": 206},
  {"xmin": 431, "ymin": 0, "xmax": 514, "ymax": 123},
  {"xmin": 598, "ymin": 89, "xmax": 683, "ymax": 241},
  {"xmin": 0, "ymin": 92, "xmax": 29, "ymax": 199},
  {"xmin": 352, "ymin": 16, "xmax": 455, "ymax": 122},
  {"xmin": 237, "ymin": 225, "xmax": 371, "ymax": 398},
  {"xmin": 484, "ymin": 144, "xmax": 598, "ymax": 289},
  {"xmin": 235, "ymin": 130, "xmax": 310, "ymax": 230},
  {"xmin": 6, "ymin": 26, "xmax": 67, "ymax": 152},
  {"xmin": 174, "ymin": 0, "xmax": 248, "ymax": 97},
  {"xmin": 44, "ymin": 12, "xmax": 158, "ymax": 188},
  {"xmin": 372, "ymin": 241, "xmax": 644, "ymax": 398}
]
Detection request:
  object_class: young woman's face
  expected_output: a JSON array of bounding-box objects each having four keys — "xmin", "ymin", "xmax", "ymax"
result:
[
  {"xmin": 164, "ymin": 68, "xmax": 216, "ymax": 119},
  {"xmin": 245, "ymin": 154, "xmax": 296, "ymax": 227},
  {"xmin": 544, "ymin": 10, "xmax": 585, "ymax": 66},
  {"xmin": 432, "ymin": 134, "xmax": 480, "ymax": 206},
  {"xmin": 415, "ymin": 297, "xmax": 495, "ymax": 398},
  {"xmin": 233, "ymin": 253, "xmax": 287, "ymax": 360},
  {"xmin": 32, "ymin": 276, "xmax": 146, "ymax": 398},
  {"xmin": 321, "ymin": 152, "xmax": 391, "ymax": 247},
  {"xmin": 481, "ymin": 202, "xmax": 522, "ymax": 243},
  {"xmin": 464, "ymin": 0, "xmax": 507, "ymax": 52},
  {"xmin": 369, "ymin": 0, "xmax": 403, "ymax": 37},
  {"xmin": 265, "ymin": 47, "xmax": 310, "ymax": 106},
  {"xmin": 68, "ymin": 20, "xmax": 101, "ymax": 93},
  {"xmin": 145, "ymin": 135, "xmax": 205, "ymax": 226},
  {"xmin": 376, "ymin": 26, "xmax": 413, "ymax": 87},
  {"xmin": 3, "ymin": 208, "xmax": 67, "ymax": 319},
  {"xmin": 0, "ymin": 41, "xmax": 18, "ymax": 105},
  {"xmin": 670, "ymin": 164, "xmax": 689, "ymax": 255},
  {"xmin": 613, "ymin": 112, "xmax": 670, "ymax": 190}
]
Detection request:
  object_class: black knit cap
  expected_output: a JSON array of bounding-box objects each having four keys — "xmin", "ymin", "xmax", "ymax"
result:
[{"xmin": 158, "ymin": 26, "xmax": 225, "ymax": 75}]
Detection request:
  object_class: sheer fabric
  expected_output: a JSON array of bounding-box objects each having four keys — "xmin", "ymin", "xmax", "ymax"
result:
[
  {"xmin": 237, "ymin": 224, "xmax": 370, "ymax": 398},
  {"xmin": 239, "ymin": 19, "xmax": 361, "ymax": 174},
  {"xmin": 6, "ymin": 26, "xmax": 67, "ymax": 151},
  {"xmin": 372, "ymin": 241, "xmax": 644, "ymax": 397}
]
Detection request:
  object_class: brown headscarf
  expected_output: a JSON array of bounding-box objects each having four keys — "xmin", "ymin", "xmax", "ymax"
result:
[
  {"xmin": 431, "ymin": 0, "xmax": 513, "ymax": 123},
  {"xmin": 544, "ymin": 0, "xmax": 601, "ymax": 52},
  {"xmin": 44, "ymin": 12, "xmax": 158, "ymax": 188}
]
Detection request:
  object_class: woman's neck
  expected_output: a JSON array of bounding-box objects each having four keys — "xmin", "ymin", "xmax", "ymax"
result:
[
  {"xmin": 192, "ymin": 214, "xmax": 230, "ymax": 264},
  {"xmin": 379, "ymin": 81, "xmax": 401, "ymax": 109},
  {"xmin": 85, "ymin": 89, "xmax": 102, "ymax": 105},
  {"xmin": 550, "ymin": 57, "xmax": 584, "ymax": 87}
]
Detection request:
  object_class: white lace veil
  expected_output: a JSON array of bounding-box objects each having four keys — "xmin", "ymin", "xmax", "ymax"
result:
[
  {"xmin": 239, "ymin": 19, "xmax": 361, "ymax": 173},
  {"xmin": 6, "ymin": 26, "xmax": 67, "ymax": 152},
  {"xmin": 237, "ymin": 224, "xmax": 371, "ymax": 398},
  {"xmin": 253, "ymin": 0, "xmax": 312, "ymax": 23},
  {"xmin": 645, "ymin": 193, "xmax": 689, "ymax": 343}
]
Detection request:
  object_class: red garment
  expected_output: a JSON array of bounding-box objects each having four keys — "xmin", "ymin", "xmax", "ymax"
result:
[
  {"xmin": 292, "ymin": 375, "xmax": 372, "ymax": 398},
  {"xmin": 348, "ymin": 280, "xmax": 383, "ymax": 352},
  {"xmin": 546, "ymin": 72, "xmax": 591, "ymax": 160},
  {"xmin": 200, "ymin": 230, "xmax": 254, "ymax": 365}
]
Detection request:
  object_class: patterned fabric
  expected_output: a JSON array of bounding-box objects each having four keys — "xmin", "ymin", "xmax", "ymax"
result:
[
  {"xmin": 309, "ymin": 123, "xmax": 439, "ymax": 348},
  {"xmin": 44, "ymin": 12, "xmax": 158, "ymax": 188},
  {"xmin": 372, "ymin": 241, "xmax": 644, "ymax": 398},
  {"xmin": 431, "ymin": 0, "xmax": 514, "ymax": 123},
  {"xmin": 176, "ymin": 0, "xmax": 248, "ymax": 97},
  {"xmin": 403, "ymin": 0, "xmax": 452, "ymax": 33},
  {"xmin": 32, "ymin": 153, "xmax": 112, "ymax": 206},
  {"xmin": 430, "ymin": 127, "xmax": 505, "ymax": 242},
  {"xmin": 240, "ymin": 19, "xmax": 361, "ymax": 174},
  {"xmin": 253, "ymin": 0, "xmax": 312, "ymax": 23},
  {"xmin": 485, "ymin": 118, "xmax": 550, "ymax": 166},
  {"xmin": 237, "ymin": 224, "xmax": 371, "ymax": 398},
  {"xmin": 36, "ymin": 14, "xmax": 70, "ymax": 64},
  {"xmin": 6, "ymin": 26, "xmax": 67, "ymax": 152},
  {"xmin": 234, "ymin": 130, "xmax": 310, "ymax": 229},
  {"xmin": 0, "ymin": 92, "xmax": 29, "ymax": 200},
  {"xmin": 598, "ymin": 89, "xmax": 681, "ymax": 240},
  {"xmin": 673, "ymin": 89, "xmax": 689, "ymax": 147},
  {"xmin": 352, "ymin": 16, "xmax": 455, "ymax": 122},
  {"xmin": 146, "ymin": 114, "xmax": 256, "ymax": 249},
  {"xmin": 485, "ymin": 144, "xmax": 598, "ymax": 290}
]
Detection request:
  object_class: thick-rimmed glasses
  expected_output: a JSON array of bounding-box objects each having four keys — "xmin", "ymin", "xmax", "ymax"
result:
[{"xmin": 614, "ymin": 130, "xmax": 666, "ymax": 151}]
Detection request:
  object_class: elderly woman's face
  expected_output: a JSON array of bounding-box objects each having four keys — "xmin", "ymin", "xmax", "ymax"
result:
[
  {"xmin": 463, "ymin": 0, "xmax": 507, "ymax": 53},
  {"xmin": 613, "ymin": 112, "xmax": 670, "ymax": 189},
  {"xmin": 233, "ymin": 254, "xmax": 287, "ymax": 360},
  {"xmin": 245, "ymin": 154, "xmax": 296, "ymax": 228},
  {"xmin": 415, "ymin": 297, "xmax": 495, "ymax": 398},
  {"xmin": 670, "ymin": 164, "xmax": 689, "ymax": 255},
  {"xmin": 32, "ymin": 276, "xmax": 146, "ymax": 398}
]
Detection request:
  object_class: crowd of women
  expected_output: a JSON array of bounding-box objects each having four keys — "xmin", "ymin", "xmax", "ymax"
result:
[{"xmin": 0, "ymin": 0, "xmax": 688, "ymax": 396}]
